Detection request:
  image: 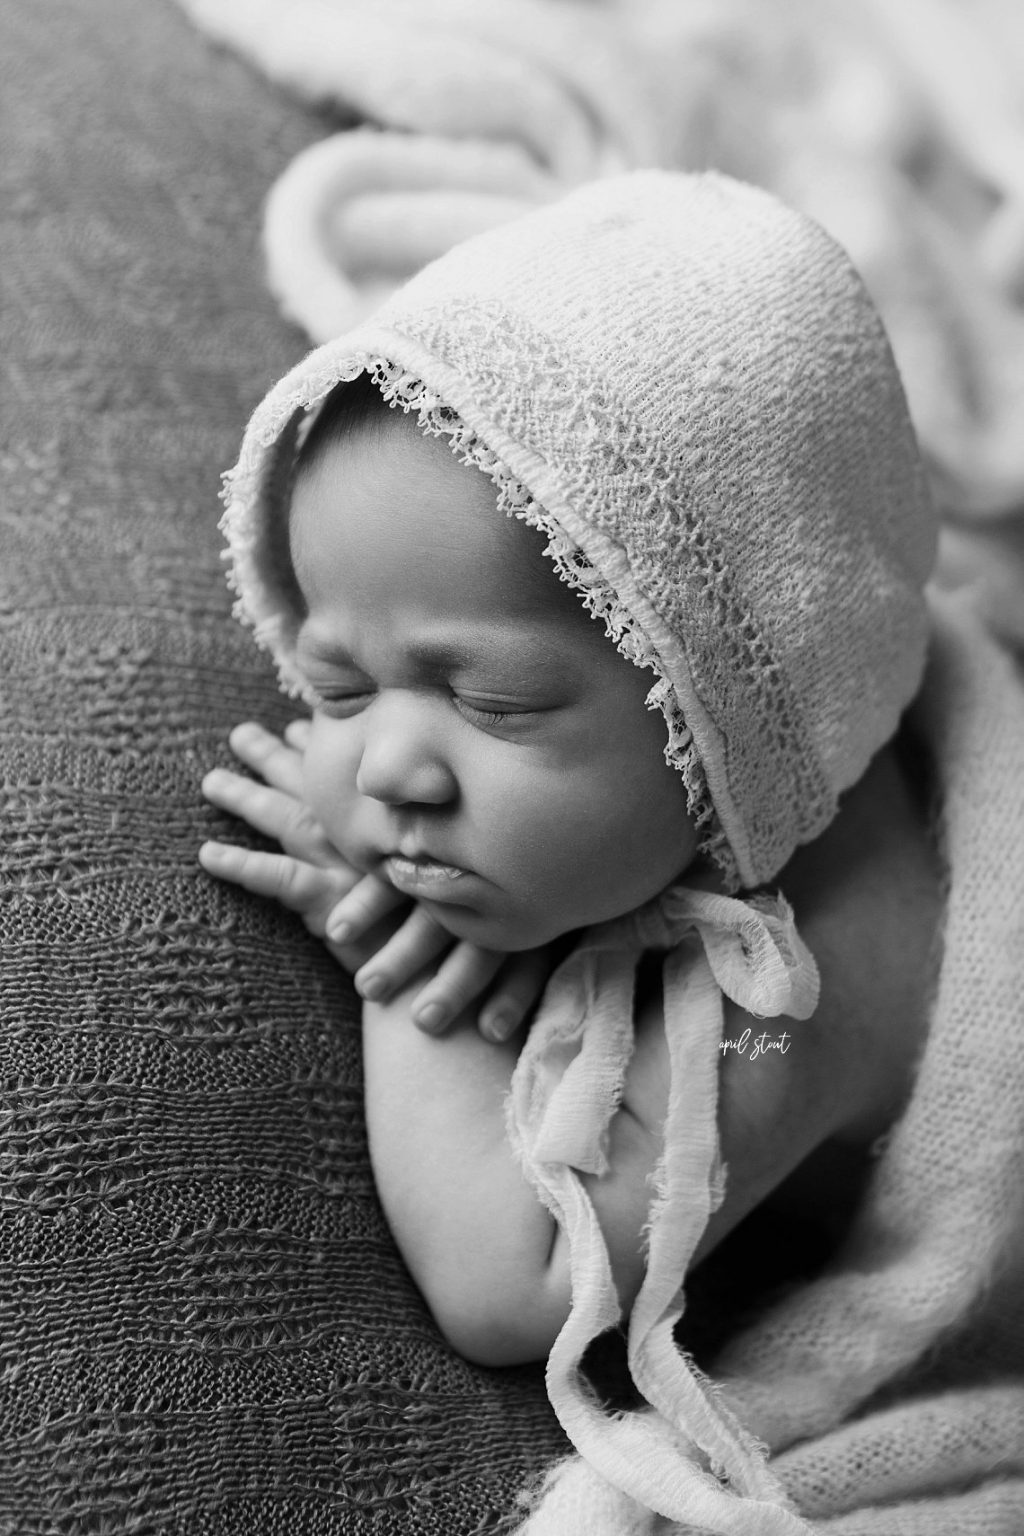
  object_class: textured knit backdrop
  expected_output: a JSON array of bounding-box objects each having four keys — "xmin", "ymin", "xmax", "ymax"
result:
[
  {"xmin": 5, "ymin": 7, "xmax": 1023, "ymax": 1535},
  {"xmin": 0, "ymin": 3, "xmax": 569, "ymax": 1529}
]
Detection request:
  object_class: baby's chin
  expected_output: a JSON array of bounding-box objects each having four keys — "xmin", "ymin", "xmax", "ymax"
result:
[
  {"xmin": 412, "ymin": 849, "xmax": 707, "ymax": 954},
  {"xmin": 425, "ymin": 884, "xmax": 683, "ymax": 955},
  {"xmin": 424, "ymin": 900, "xmax": 575, "ymax": 956}
]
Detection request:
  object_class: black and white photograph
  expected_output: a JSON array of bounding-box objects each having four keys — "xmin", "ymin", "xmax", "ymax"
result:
[{"xmin": 3, "ymin": 2, "xmax": 1024, "ymax": 1530}]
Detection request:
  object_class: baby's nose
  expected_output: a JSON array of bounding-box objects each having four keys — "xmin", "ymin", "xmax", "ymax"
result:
[{"xmin": 355, "ymin": 692, "xmax": 457, "ymax": 806}]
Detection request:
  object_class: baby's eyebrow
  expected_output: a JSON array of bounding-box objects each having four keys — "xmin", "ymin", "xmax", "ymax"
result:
[
  {"xmin": 296, "ymin": 625, "xmax": 568, "ymax": 681},
  {"xmin": 405, "ymin": 630, "xmax": 570, "ymax": 680},
  {"xmin": 295, "ymin": 635, "xmax": 358, "ymax": 668},
  {"xmin": 295, "ymin": 636, "xmax": 462, "ymax": 673}
]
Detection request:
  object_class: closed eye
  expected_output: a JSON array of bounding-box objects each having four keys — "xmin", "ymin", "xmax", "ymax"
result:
[
  {"xmin": 306, "ymin": 685, "xmax": 545, "ymax": 728},
  {"xmin": 309, "ymin": 688, "xmax": 375, "ymax": 719},
  {"xmin": 452, "ymin": 694, "xmax": 538, "ymax": 728}
]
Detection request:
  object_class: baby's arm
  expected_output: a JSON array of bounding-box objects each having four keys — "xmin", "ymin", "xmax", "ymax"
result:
[
  {"xmin": 359, "ymin": 977, "xmax": 681, "ymax": 1367},
  {"xmin": 359, "ymin": 982, "xmax": 710, "ymax": 1367},
  {"xmin": 364, "ymin": 954, "xmax": 901, "ymax": 1368},
  {"xmin": 361, "ymin": 988, "xmax": 571, "ymax": 1366},
  {"xmin": 200, "ymin": 722, "xmax": 552, "ymax": 1040},
  {"xmin": 362, "ymin": 975, "xmax": 698, "ymax": 1366}
]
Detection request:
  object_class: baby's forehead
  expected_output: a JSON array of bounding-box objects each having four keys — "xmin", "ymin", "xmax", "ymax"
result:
[{"xmin": 290, "ymin": 399, "xmax": 593, "ymax": 630}]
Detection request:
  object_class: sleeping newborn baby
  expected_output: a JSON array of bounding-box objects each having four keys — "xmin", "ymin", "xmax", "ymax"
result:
[{"xmin": 200, "ymin": 172, "xmax": 977, "ymax": 1533}]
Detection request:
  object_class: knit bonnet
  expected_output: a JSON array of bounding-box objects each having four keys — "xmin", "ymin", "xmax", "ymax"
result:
[{"xmin": 222, "ymin": 169, "xmax": 935, "ymax": 890}]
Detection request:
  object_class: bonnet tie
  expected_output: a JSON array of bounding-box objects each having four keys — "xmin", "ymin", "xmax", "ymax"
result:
[{"xmin": 507, "ymin": 886, "xmax": 819, "ymax": 1534}]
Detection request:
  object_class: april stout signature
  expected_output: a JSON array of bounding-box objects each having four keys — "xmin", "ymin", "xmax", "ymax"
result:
[{"xmin": 719, "ymin": 1028, "xmax": 792, "ymax": 1062}]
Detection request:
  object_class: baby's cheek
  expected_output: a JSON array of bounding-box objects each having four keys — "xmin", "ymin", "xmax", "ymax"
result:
[
  {"xmin": 562, "ymin": 782, "xmax": 695, "ymax": 914},
  {"xmin": 301, "ymin": 737, "xmax": 363, "ymax": 859},
  {"xmin": 494, "ymin": 803, "xmax": 626, "ymax": 928}
]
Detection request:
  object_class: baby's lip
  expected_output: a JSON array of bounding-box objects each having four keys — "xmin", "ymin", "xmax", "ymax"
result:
[{"xmin": 382, "ymin": 851, "xmax": 475, "ymax": 897}]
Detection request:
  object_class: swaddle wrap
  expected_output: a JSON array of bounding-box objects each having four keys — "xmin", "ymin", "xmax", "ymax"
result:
[{"xmin": 220, "ymin": 173, "xmax": 939, "ymax": 1531}]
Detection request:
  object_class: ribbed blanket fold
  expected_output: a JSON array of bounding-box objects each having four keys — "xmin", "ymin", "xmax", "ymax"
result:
[{"xmin": 177, "ymin": 0, "xmax": 1024, "ymax": 525}]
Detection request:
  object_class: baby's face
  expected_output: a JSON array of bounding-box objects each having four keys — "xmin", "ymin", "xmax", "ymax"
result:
[{"xmin": 288, "ymin": 409, "xmax": 698, "ymax": 951}]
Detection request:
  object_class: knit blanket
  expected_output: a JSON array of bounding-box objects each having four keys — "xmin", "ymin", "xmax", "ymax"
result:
[
  {"xmin": 514, "ymin": 587, "xmax": 1024, "ymax": 1534},
  {"xmin": 176, "ymin": 0, "xmax": 1024, "ymax": 540},
  {"xmin": 6, "ymin": 5, "xmax": 1021, "ymax": 1531},
  {"xmin": 0, "ymin": 3, "xmax": 566, "ymax": 1528}
]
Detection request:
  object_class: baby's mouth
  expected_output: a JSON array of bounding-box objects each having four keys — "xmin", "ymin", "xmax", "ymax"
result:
[{"xmin": 383, "ymin": 853, "xmax": 470, "ymax": 895}]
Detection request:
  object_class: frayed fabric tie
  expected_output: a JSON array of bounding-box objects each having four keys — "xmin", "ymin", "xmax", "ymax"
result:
[{"xmin": 508, "ymin": 886, "xmax": 819, "ymax": 1536}]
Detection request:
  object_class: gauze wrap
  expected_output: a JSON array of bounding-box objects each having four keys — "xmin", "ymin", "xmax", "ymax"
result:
[{"xmin": 219, "ymin": 172, "xmax": 937, "ymax": 1532}]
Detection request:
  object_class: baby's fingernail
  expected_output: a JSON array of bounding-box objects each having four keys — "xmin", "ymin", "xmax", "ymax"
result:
[
  {"xmin": 327, "ymin": 918, "xmax": 351, "ymax": 944},
  {"xmin": 484, "ymin": 1009, "xmax": 518, "ymax": 1042},
  {"xmin": 414, "ymin": 1002, "xmax": 447, "ymax": 1033},
  {"xmin": 358, "ymin": 974, "xmax": 387, "ymax": 1001}
]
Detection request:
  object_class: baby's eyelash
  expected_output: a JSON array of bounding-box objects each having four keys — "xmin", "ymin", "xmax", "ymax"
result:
[
  {"xmin": 452, "ymin": 695, "xmax": 530, "ymax": 728},
  {"xmin": 456, "ymin": 703, "xmax": 510, "ymax": 726},
  {"xmin": 309, "ymin": 688, "xmax": 374, "ymax": 719},
  {"xmin": 303, "ymin": 685, "xmax": 535, "ymax": 729}
]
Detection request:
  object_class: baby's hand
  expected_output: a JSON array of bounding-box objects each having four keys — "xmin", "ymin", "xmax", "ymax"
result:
[
  {"xmin": 199, "ymin": 721, "xmax": 551, "ymax": 1042},
  {"xmin": 328, "ymin": 861, "xmax": 550, "ymax": 1042},
  {"xmin": 199, "ymin": 720, "xmax": 387, "ymax": 967}
]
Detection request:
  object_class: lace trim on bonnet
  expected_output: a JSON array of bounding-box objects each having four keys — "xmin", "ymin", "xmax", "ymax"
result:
[
  {"xmin": 357, "ymin": 360, "xmax": 731, "ymax": 878},
  {"xmin": 222, "ymin": 352, "xmax": 732, "ymax": 875}
]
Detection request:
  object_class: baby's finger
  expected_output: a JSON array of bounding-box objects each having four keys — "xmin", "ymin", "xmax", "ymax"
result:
[
  {"xmin": 202, "ymin": 767, "xmax": 342, "ymax": 868},
  {"xmin": 354, "ymin": 906, "xmax": 455, "ymax": 1008},
  {"xmin": 227, "ymin": 720, "xmax": 305, "ymax": 798},
  {"xmin": 283, "ymin": 718, "xmax": 312, "ymax": 753},
  {"xmin": 199, "ymin": 840, "xmax": 341, "ymax": 917},
  {"xmin": 325, "ymin": 911, "xmax": 412, "ymax": 978},
  {"xmin": 477, "ymin": 948, "xmax": 556, "ymax": 1043},
  {"xmin": 407, "ymin": 942, "xmax": 507, "ymax": 1035},
  {"xmin": 325, "ymin": 873, "xmax": 407, "ymax": 945}
]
